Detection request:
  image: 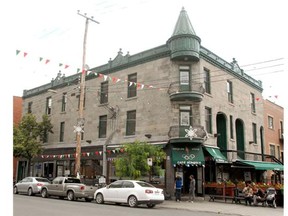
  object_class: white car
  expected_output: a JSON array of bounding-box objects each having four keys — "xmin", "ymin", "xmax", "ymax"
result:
[
  {"xmin": 94, "ymin": 180, "xmax": 164, "ymax": 208},
  {"xmin": 14, "ymin": 177, "xmax": 51, "ymax": 196}
]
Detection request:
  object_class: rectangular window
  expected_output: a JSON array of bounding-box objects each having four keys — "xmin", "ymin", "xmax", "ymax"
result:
[
  {"xmin": 205, "ymin": 107, "xmax": 212, "ymax": 134},
  {"xmin": 127, "ymin": 73, "xmax": 137, "ymax": 98},
  {"xmin": 60, "ymin": 122, "xmax": 65, "ymax": 142},
  {"xmin": 126, "ymin": 110, "xmax": 136, "ymax": 136},
  {"xmin": 230, "ymin": 115, "xmax": 234, "ymax": 139},
  {"xmin": 204, "ymin": 68, "xmax": 211, "ymax": 94},
  {"xmin": 61, "ymin": 93, "xmax": 67, "ymax": 112},
  {"xmin": 179, "ymin": 66, "xmax": 190, "ymax": 91},
  {"xmin": 28, "ymin": 102, "xmax": 33, "ymax": 114},
  {"xmin": 268, "ymin": 116, "xmax": 274, "ymax": 129},
  {"xmin": 180, "ymin": 106, "xmax": 191, "ymax": 126},
  {"xmin": 250, "ymin": 93, "xmax": 256, "ymax": 113},
  {"xmin": 227, "ymin": 80, "xmax": 233, "ymax": 103},
  {"xmin": 100, "ymin": 81, "xmax": 108, "ymax": 104},
  {"xmin": 252, "ymin": 123, "xmax": 257, "ymax": 144},
  {"xmin": 46, "ymin": 97, "xmax": 52, "ymax": 115},
  {"xmin": 269, "ymin": 144, "xmax": 275, "ymax": 156},
  {"xmin": 99, "ymin": 115, "xmax": 107, "ymax": 138}
]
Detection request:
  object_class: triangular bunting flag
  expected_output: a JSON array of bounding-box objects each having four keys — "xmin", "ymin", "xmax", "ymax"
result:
[
  {"xmin": 16, "ymin": 50, "xmax": 20, "ymax": 55},
  {"xmin": 64, "ymin": 65, "xmax": 69, "ymax": 69},
  {"xmin": 39, "ymin": 57, "xmax": 43, "ymax": 62},
  {"xmin": 23, "ymin": 52, "xmax": 28, "ymax": 57},
  {"xmin": 77, "ymin": 68, "xmax": 80, "ymax": 73},
  {"xmin": 59, "ymin": 63, "xmax": 63, "ymax": 67}
]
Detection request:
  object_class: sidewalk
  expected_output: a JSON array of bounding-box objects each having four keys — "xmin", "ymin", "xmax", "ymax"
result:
[{"xmin": 159, "ymin": 196, "xmax": 284, "ymax": 216}]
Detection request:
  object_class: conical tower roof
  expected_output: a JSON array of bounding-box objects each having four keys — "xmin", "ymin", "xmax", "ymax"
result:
[
  {"xmin": 172, "ymin": 7, "xmax": 196, "ymax": 36},
  {"xmin": 167, "ymin": 7, "xmax": 201, "ymax": 61}
]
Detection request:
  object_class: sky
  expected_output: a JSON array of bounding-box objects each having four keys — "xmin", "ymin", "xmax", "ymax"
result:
[
  {"xmin": 2, "ymin": 1, "xmax": 288, "ymax": 214},
  {"xmin": 8, "ymin": 0, "xmax": 287, "ymax": 108}
]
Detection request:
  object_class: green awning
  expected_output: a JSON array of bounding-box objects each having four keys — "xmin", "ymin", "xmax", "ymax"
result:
[
  {"xmin": 172, "ymin": 145, "xmax": 204, "ymax": 166},
  {"xmin": 234, "ymin": 160, "xmax": 284, "ymax": 171},
  {"xmin": 204, "ymin": 146, "xmax": 228, "ymax": 163}
]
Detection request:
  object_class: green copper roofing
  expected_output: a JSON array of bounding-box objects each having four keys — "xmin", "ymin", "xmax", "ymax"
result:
[
  {"xmin": 167, "ymin": 7, "xmax": 201, "ymax": 61},
  {"xmin": 172, "ymin": 7, "xmax": 196, "ymax": 36}
]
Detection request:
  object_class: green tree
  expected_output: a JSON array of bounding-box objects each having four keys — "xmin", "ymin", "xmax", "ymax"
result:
[
  {"xmin": 114, "ymin": 141, "xmax": 166, "ymax": 179},
  {"xmin": 13, "ymin": 114, "xmax": 53, "ymax": 176}
]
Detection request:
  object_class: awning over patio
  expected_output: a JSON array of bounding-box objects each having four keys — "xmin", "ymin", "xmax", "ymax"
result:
[
  {"xmin": 233, "ymin": 160, "xmax": 284, "ymax": 171},
  {"xmin": 171, "ymin": 145, "xmax": 205, "ymax": 166},
  {"xmin": 203, "ymin": 145, "xmax": 228, "ymax": 163}
]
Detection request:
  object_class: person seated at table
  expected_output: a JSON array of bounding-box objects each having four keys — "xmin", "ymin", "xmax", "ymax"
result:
[
  {"xmin": 253, "ymin": 186, "xmax": 266, "ymax": 205},
  {"xmin": 242, "ymin": 182, "xmax": 253, "ymax": 206}
]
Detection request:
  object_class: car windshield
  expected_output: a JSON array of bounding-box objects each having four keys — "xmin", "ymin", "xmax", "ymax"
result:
[
  {"xmin": 136, "ymin": 181, "xmax": 155, "ymax": 188},
  {"xmin": 35, "ymin": 178, "xmax": 50, "ymax": 183}
]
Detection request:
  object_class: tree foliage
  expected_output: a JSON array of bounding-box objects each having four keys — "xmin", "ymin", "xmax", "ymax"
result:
[
  {"xmin": 13, "ymin": 113, "xmax": 53, "ymax": 175},
  {"xmin": 114, "ymin": 141, "xmax": 166, "ymax": 179}
]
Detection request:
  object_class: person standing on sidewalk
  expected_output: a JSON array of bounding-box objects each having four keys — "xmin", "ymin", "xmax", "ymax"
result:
[
  {"xmin": 174, "ymin": 176, "xmax": 182, "ymax": 202},
  {"xmin": 188, "ymin": 175, "xmax": 196, "ymax": 203}
]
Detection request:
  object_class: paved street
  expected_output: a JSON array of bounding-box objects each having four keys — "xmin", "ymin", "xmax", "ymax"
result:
[{"xmin": 160, "ymin": 196, "xmax": 284, "ymax": 216}]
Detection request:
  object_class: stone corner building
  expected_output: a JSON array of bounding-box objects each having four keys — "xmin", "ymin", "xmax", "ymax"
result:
[{"xmin": 20, "ymin": 8, "xmax": 280, "ymax": 197}]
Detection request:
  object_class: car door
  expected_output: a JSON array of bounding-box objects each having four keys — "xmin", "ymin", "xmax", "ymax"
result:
[
  {"xmin": 49, "ymin": 177, "xmax": 61, "ymax": 196},
  {"xmin": 118, "ymin": 181, "xmax": 135, "ymax": 203},
  {"xmin": 17, "ymin": 178, "xmax": 28, "ymax": 193},
  {"xmin": 23, "ymin": 177, "xmax": 33, "ymax": 193},
  {"xmin": 104, "ymin": 181, "xmax": 123, "ymax": 202}
]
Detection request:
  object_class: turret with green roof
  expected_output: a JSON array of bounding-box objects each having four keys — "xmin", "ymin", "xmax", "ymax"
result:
[{"xmin": 167, "ymin": 7, "xmax": 201, "ymax": 61}]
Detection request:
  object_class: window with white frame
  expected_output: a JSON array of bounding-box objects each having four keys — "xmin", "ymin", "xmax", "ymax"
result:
[{"xmin": 268, "ymin": 116, "xmax": 274, "ymax": 129}]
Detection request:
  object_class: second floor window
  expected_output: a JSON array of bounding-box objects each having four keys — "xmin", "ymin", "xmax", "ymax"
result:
[
  {"xmin": 99, "ymin": 115, "xmax": 107, "ymax": 138},
  {"xmin": 100, "ymin": 81, "xmax": 108, "ymax": 104},
  {"xmin": 205, "ymin": 107, "xmax": 212, "ymax": 134},
  {"xmin": 250, "ymin": 93, "xmax": 256, "ymax": 113},
  {"xmin": 268, "ymin": 116, "xmax": 274, "ymax": 129},
  {"xmin": 46, "ymin": 97, "xmax": 52, "ymax": 115},
  {"xmin": 227, "ymin": 80, "xmax": 233, "ymax": 103},
  {"xmin": 126, "ymin": 110, "xmax": 136, "ymax": 136},
  {"xmin": 60, "ymin": 122, "xmax": 65, "ymax": 142},
  {"xmin": 204, "ymin": 68, "xmax": 211, "ymax": 94},
  {"xmin": 128, "ymin": 73, "xmax": 137, "ymax": 98},
  {"xmin": 61, "ymin": 93, "xmax": 67, "ymax": 112}
]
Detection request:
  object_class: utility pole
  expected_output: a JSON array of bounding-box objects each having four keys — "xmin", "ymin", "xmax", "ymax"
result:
[{"xmin": 75, "ymin": 10, "xmax": 99, "ymax": 178}]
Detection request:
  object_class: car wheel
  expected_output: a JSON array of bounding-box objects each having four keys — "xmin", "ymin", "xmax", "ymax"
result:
[
  {"xmin": 128, "ymin": 195, "xmax": 138, "ymax": 208},
  {"xmin": 67, "ymin": 191, "xmax": 75, "ymax": 201},
  {"xmin": 147, "ymin": 204, "xmax": 156, "ymax": 208},
  {"xmin": 13, "ymin": 186, "xmax": 18, "ymax": 194},
  {"xmin": 28, "ymin": 188, "xmax": 33, "ymax": 196},
  {"xmin": 41, "ymin": 188, "xmax": 48, "ymax": 198},
  {"xmin": 95, "ymin": 193, "xmax": 104, "ymax": 204}
]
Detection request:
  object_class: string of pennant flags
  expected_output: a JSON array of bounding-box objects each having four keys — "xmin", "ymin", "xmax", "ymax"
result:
[
  {"xmin": 16, "ymin": 49, "xmax": 279, "ymax": 99},
  {"xmin": 16, "ymin": 49, "xmax": 165, "ymax": 91},
  {"xmin": 36, "ymin": 148, "xmax": 126, "ymax": 159}
]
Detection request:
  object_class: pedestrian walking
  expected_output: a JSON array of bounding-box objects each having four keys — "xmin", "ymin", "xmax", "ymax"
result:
[
  {"xmin": 188, "ymin": 175, "xmax": 196, "ymax": 203},
  {"xmin": 174, "ymin": 175, "xmax": 182, "ymax": 202}
]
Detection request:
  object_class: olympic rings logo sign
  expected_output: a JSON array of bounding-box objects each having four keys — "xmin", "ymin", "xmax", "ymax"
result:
[{"xmin": 182, "ymin": 154, "xmax": 195, "ymax": 160}]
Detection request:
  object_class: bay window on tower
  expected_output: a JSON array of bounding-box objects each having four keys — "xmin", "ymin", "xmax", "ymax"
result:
[{"xmin": 179, "ymin": 66, "xmax": 190, "ymax": 91}]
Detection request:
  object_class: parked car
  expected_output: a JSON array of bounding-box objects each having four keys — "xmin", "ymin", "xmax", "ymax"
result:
[
  {"xmin": 14, "ymin": 177, "xmax": 51, "ymax": 196},
  {"xmin": 41, "ymin": 176, "xmax": 97, "ymax": 202},
  {"xmin": 94, "ymin": 180, "xmax": 164, "ymax": 208}
]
